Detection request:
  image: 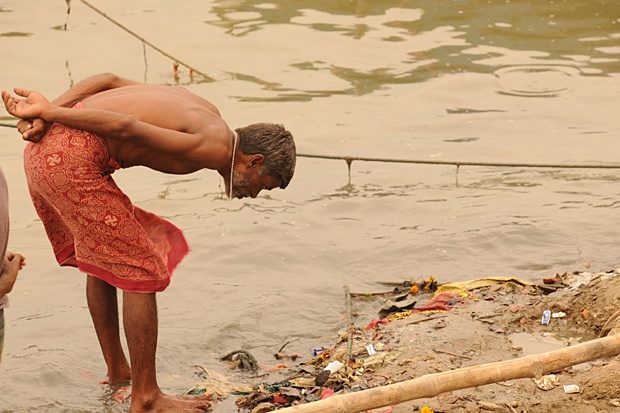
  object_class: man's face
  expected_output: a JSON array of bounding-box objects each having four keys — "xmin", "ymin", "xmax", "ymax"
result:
[{"xmin": 230, "ymin": 168, "xmax": 283, "ymax": 199}]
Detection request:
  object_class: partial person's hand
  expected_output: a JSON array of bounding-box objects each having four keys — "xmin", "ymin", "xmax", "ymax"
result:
[
  {"xmin": 0, "ymin": 252, "xmax": 23, "ymax": 296},
  {"xmin": 2, "ymin": 87, "xmax": 50, "ymax": 121},
  {"xmin": 6, "ymin": 252, "xmax": 26, "ymax": 270},
  {"xmin": 17, "ymin": 118, "xmax": 49, "ymax": 142}
]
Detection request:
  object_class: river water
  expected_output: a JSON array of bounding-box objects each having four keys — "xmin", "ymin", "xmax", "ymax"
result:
[{"xmin": 0, "ymin": 0, "xmax": 618, "ymax": 411}]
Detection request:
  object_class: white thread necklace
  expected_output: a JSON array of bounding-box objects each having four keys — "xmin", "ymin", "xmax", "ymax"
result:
[{"xmin": 221, "ymin": 130, "xmax": 238, "ymax": 236}]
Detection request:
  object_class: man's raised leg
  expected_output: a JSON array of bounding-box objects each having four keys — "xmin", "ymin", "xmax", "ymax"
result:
[
  {"xmin": 86, "ymin": 275, "xmax": 131, "ymax": 384},
  {"xmin": 122, "ymin": 290, "xmax": 211, "ymax": 413}
]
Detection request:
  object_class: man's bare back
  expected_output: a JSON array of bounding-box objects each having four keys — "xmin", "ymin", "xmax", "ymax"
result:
[
  {"xmin": 3, "ymin": 82, "xmax": 235, "ymax": 175},
  {"xmin": 81, "ymin": 84, "xmax": 232, "ymax": 174}
]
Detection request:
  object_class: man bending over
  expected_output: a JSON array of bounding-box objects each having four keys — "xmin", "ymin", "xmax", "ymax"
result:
[{"xmin": 2, "ymin": 73, "xmax": 296, "ymax": 412}]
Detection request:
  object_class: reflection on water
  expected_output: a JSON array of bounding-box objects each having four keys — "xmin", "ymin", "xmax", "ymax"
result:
[
  {"xmin": 3, "ymin": 0, "xmax": 615, "ymax": 99},
  {"xmin": 0, "ymin": 31, "xmax": 32, "ymax": 37},
  {"xmin": 206, "ymin": 0, "xmax": 618, "ymax": 100}
]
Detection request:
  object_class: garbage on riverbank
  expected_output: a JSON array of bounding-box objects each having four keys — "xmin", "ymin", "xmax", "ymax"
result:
[{"xmin": 189, "ymin": 270, "xmax": 620, "ymax": 413}]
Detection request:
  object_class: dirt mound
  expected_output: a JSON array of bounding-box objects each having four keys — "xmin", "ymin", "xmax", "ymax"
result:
[{"xmin": 197, "ymin": 270, "xmax": 620, "ymax": 413}]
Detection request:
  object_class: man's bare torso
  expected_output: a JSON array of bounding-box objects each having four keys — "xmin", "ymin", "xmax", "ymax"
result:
[{"xmin": 81, "ymin": 84, "xmax": 228, "ymax": 173}]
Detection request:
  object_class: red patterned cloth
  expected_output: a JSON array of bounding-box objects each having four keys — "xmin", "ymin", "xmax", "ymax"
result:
[{"xmin": 23, "ymin": 103, "xmax": 189, "ymax": 292}]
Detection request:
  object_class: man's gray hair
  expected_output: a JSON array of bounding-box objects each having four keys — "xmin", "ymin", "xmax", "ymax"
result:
[{"xmin": 236, "ymin": 123, "xmax": 296, "ymax": 188}]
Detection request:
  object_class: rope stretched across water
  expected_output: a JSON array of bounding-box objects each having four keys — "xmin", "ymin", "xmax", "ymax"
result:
[
  {"xmin": 73, "ymin": 0, "xmax": 215, "ymax": 81},
  {"xmin": 2, "ymin": 121, "xmax": 618, "ymax": 170},
  {"xmin": 296, "ymin": 152, "xmax": 620, "ymax": 170}
]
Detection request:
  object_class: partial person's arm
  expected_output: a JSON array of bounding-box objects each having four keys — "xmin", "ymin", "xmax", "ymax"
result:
[{"xmin": 16, "ymin": 73, "xmax": 140, "ymax": 142}]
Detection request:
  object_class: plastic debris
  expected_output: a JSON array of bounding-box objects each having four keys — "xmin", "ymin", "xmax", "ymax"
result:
[
  {"xmin": 563, "ymin": 384, "xmax": 580, "ymax": 394},
  {"xmin": 321, "ymin": 388, "xmax": 335, "ymax": 399},
  {"xmin": 541, "ymin": 309, "xmax": 551, "ymax": 325},
  {"xmin": 366, "ymin": 342, "xmax": 389, "ymax": 355},
  {"xmin": 569, "ymin": 272, "xmax": 593, "ymax": 290},
  {"xmin": 362, "ymin": 352, "xmax": 398, "ymax": 371},
  {"xmin": 186, "ymin": 366, "xmax": 247, "ymax": 400},
  {"xmin": 379, "ymin": 296, "xmax": 418, "ymax": 318},
  {"xmin": 324, "ymin": 360, "xmax": 344, "ymax": 374},
  {"xmin": 534, "ymin": 374, "xmax": 559, "ymax": 390}
]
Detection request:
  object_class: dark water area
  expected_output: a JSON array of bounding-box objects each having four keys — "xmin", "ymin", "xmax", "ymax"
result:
[{"xmin": 0, "ymin": 0, "xmax": 618, "ymax": 411}]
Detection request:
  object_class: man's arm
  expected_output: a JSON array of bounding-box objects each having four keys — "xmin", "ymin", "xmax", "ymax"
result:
[
  {"xmin": 50, "ymin": 73, "xmax": 140, "ymax": 108},
  {"xmin": 16, "ymin": 73, "xmax": 140, "ymax": 142},
  {"xmin": 2, "ymin": 87, "xmax": 230, "ymax": 169}
]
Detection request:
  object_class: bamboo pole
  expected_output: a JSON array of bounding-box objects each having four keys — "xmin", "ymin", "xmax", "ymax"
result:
[{"xmin": 277, "ymin": 334, "xmax": 620, "ymax": 413}]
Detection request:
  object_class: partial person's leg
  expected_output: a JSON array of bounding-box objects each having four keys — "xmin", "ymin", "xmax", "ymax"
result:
[
  {"xmin": 123, "ymin": 291, "xmax": 211, "ymax": 413},
  {"xmin": 86, "ymin": 275, "xmax": 131, "ymax": 383},
  {"xmin": 0, "ymin": 308, "xmax": 4, "ymax": 363}
]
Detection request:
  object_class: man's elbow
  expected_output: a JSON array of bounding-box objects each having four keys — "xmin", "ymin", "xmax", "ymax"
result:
[
  {"xmin": 106, "ymin": 73, "xmax": 139, "ymax": 88},
  {"xmin": 102, "ymin": 73, "xmax": 119, "ymax": 86},
  {"xmin": 114, "ymin": 116, "xmax": 139, "ymax": 139},
  {"xmin": 92, "ymin": 72, "xmax": 136, "ymax": 89},
  {"xmin": 88, "ymin": 73, "xmax": 120, "ymax": 89}
]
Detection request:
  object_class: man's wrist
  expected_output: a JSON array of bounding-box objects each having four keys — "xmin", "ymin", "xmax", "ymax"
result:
[{"xmin": 40, "ymin": 103, "xmax": 57, "ymax": 122}]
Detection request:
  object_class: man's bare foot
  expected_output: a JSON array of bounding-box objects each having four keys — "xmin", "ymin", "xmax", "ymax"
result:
[
  {"xmin": 100, "ymin": 365, "xmax": 132, "ymax": 385},
  {"xmin": 100, "ymin": 372, "xmax": 132, "ymax": 385},
  {"xmin": 130, "ymin": 390, "xmax": 212, "ymax": 413}
]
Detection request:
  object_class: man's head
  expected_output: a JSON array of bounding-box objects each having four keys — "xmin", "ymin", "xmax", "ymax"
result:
[{"xmin": 235, "ymin": 123, "xmax": 296, "ymax": 189}]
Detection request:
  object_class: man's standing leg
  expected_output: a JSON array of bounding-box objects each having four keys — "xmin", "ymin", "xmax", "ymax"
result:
[
  {"xmin": 87, "ymin": 275, "xmax": 131, "ymax": 383},
  {"xmin": 123, "ymin": 290, "xmax": 159, "ymax": 405},
  {"xmin": 122, "ymin": 291, "xmax": 211, "ymax": 412}
]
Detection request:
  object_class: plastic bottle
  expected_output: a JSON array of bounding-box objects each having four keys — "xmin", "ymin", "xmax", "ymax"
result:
[{"xmin": 541, "ymin": 309, "xmax": 551, "ymax": 325}]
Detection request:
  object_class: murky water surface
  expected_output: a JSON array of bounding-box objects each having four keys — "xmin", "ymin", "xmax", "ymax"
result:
[{"xmin": 0, "ymin": 0, "xmax": 618, "ymax": 411}]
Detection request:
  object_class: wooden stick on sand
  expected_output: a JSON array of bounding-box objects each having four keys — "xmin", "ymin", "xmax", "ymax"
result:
[{"xmin": 277, "ymin": 334, "xmax": 620, "ymax": 413}]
